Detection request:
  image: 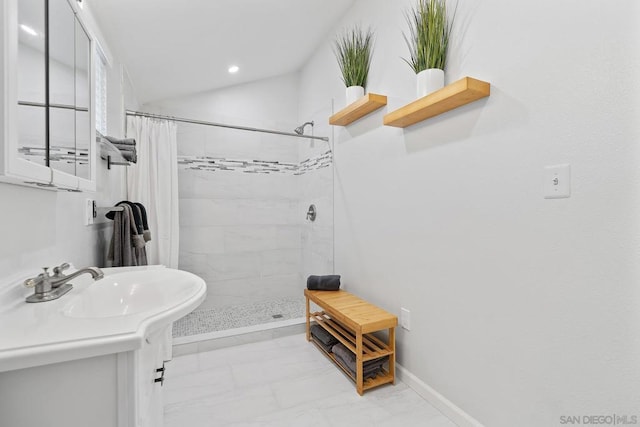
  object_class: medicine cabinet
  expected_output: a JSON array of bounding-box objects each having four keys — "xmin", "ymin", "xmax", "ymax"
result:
[{"xmin": 0, "ymin": 0, "xmax": 96, "ymax": 191}]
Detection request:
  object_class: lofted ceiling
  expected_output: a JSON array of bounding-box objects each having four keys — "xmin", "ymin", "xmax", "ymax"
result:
[{"xmin": 89, "ymin": 0, "xmax": 356, "ymax": 104}]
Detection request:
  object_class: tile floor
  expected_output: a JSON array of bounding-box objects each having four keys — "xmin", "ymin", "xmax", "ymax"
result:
[{"xmin": 164, "ymin": 333, "xmax": 456, "ymax": 427}]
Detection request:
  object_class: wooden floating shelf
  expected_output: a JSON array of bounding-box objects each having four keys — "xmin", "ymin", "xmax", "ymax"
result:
[
  {"xmin": 329, "ymin": 93, "xmax": 387, "ymax": 126},
  {"xmin": 383, "ymin": 77, "xmax": 490, "ymax": 128}
]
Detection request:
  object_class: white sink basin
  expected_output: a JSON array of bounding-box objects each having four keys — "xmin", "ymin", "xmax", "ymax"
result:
[
  {"xmin": 0, "ymin": 266, "xmax": 206, "ymax": 373},
  {"xmin": 63, "ymin": 269, "xmax": 203, "ymax": 318}
]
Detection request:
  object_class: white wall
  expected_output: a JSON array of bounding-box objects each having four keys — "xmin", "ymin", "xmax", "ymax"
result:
[
  {"xmin": 143, "ymin": 73, "xmax": 301, "ymax": 132},
  {"xmin": 298, "ymin": 1, "xmax": 640, "ymax": 426},
  {"xmin": 0, "ymin": 5, "xmax": 134, "ymax": 281}
]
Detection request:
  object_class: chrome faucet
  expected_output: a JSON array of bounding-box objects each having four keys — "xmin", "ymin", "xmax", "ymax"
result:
[{"xmin": 24, "ymin": 263, "xmax": 104, "ymax": 303}]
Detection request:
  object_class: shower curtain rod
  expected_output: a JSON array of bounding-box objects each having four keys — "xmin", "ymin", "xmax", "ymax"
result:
[{"xmin": 125, "ymin": 110, "xmax": 329, "ymax": 142}]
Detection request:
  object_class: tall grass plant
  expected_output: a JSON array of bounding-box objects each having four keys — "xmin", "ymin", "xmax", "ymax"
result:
[
  {"xmin": 334, "ymin": 26, "xmax": 374, "ymax": 88},
  {"xmin": 403, "ymin": 0, "xmax": 454, "ymax": 73}
]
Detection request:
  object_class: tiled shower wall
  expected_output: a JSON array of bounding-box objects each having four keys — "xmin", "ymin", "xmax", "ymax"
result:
[{"xmin": 177, "ymin": 121, "xmax": 333, "ymax": 312}]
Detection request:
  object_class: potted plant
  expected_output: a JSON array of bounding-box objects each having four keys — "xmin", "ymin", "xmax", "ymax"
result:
[
  {"xmin": 334, "ymin": 26, "xmax": 374, "ymax": 106},
  {"xmin": 403, "ymin": 0, "xmax": 454, "ymax": 98}
]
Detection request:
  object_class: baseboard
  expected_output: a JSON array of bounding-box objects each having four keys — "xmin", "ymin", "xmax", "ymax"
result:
[{"xmin": 396, "ymin": 364, "xmax": 484, "ymax": 427}]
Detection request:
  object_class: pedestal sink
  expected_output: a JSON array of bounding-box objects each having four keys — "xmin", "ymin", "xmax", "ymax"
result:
[{"xmin": 63, "ymin": 269, "xmax": 202, "ymax": 318}]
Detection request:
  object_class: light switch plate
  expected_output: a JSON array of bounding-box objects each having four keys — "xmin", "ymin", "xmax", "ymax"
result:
[
  {"xmin": 544, "ymin": 164, "xmax": 571, "ymax": 199},
  {"xmin": 85, "ymin": 198, "xmax": 95, "ymax": 225}
]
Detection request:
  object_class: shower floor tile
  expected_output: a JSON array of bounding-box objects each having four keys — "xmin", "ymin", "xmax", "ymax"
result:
[{"xmin": 172, "ymin": 297, "xmax": 306, "ymax": 338}]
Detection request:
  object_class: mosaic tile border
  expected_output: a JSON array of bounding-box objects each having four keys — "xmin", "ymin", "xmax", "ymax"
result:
[
  {"xmin": 178, "ymin": 149, "xmax": 332, "ymax": 175},
  {"xmin": 19, "ymin": 145, "xmax": 89, "ymax": 165},
  {"xmin": 18, "ymin": 146, "xmax": 332, "ymax": 172}
]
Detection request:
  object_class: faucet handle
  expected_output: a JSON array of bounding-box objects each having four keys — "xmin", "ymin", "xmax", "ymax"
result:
[
  {"xmin": 52, "ymin": 263, "xmax": 70, "ymax": 277},
  {"xmin": 24, "ymin": 267, "xmax": 49, "ymax": 288},
  {"xmin": 24, "ymin": 277, "xmax": 41, "ymax": 288}
]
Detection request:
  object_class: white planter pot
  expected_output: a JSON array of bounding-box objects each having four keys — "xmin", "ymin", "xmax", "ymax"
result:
[
  {"xmin": 417, "ymin": 69, "xmax": 444, "ymax": 98},
  {"xmin": 346, "ymin": 85, "xmax": 365, "ymax": 106}
]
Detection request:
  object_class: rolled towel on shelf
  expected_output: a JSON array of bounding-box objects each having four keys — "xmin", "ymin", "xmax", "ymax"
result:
[
  {"xmin": 105, "ymin": 136, "xmax": 136, "ymax": 146},
  {"xmin": 307, "ymin": 275, "xmax": 341, "ymax": 291},
  {"xmin": 119, "ymin": 150, "xmax": 137, "ymax": 163},
  {"xmin": 113, "ymin": 147, "xmax": 136, "ymax": 155},
  {"xmin": 111, "ymin": 143, "xmax": 136, "ymax": 151},
  {"xmin": 103, "ymin": 136, "xmax": 137, "ymax": 163}
]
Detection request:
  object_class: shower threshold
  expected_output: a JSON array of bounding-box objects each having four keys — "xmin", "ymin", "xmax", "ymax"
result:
[
  {"xmin": 173, "ymin": 317, "xmax": 306, "ymax": 346},
  {"xmin": 172, "ymin": 296, "xmax": 306, "ymax": 345}
]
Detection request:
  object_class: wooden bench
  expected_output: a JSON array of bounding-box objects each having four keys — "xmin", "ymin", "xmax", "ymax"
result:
[{"xmin": 304, "ymin": 289, "xmax": 398, "ymax": 395}]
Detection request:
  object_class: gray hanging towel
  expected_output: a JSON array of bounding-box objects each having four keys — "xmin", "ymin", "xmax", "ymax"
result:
[
  {"xmin": 107, "ymin": 204, "xmax": 147, "ymax": 267},
  {"xmin": 108, "ymin": 204, "xmax": 135, "ymax": 267}
]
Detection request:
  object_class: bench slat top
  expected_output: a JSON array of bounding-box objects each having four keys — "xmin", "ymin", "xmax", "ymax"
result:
[{"xmin": 305, "ymin": 289, "xmax": 397, "ymax": 333}]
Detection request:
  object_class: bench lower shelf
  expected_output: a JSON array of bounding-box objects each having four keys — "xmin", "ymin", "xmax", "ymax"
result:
[{"xmin": 309, "ymin": 327, "xmax": 396, "ymax": 392}]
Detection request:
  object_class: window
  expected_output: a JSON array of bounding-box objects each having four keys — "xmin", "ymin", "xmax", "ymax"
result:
[{"xmin": 95, "ymin": 43, "xmax": 108, "ymax": 135}]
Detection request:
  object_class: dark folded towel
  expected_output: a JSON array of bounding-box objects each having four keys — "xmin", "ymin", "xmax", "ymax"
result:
[
  {"xmin": 311, "ymin": 336, "xmax": 334, "ymax": 353},
  {"xmin": 334, "ymin": 352, "xmax": 382, "ymax": 380},
  {"xmin": 105, "ymin": 136, "xmax": 136, "ymax": 146},
  {"xmin": 332, "ymin": 343, "xmax": 388, "ymax": 372},
  {"xmin": 307, "ymin": 275, "xmax": 341, "ymax": 291},
  {"xmin": 310, "ymin": 324, "xmax": 338, "ymax": 347}
]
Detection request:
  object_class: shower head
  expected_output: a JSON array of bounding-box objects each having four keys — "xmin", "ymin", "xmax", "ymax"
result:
[{"xmin": 294, "ymin": 121, "xmax": 314, "ymax": 135}]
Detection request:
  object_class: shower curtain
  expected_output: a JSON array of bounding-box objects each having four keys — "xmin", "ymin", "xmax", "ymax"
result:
[{"xmin": 126, "ymin": 116, "xmax": 179, "ymax": 268}]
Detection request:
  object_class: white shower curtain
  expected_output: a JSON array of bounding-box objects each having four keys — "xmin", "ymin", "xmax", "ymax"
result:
[{"xmin": 126, "ymin": 116, "xmax": 179, "ymax": 268}]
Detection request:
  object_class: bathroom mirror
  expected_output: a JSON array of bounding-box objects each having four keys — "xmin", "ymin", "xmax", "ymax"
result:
[
  {"xmin": 16, "ymin": 0, "xmax": 92, "ymax": 180},
  {"xmin": 49, "ymin": 0, "xmax": 76, "ymax": 176},
  {"xmin": 17, "ymin": 0, "xmax": 47, "ymax": 167}
]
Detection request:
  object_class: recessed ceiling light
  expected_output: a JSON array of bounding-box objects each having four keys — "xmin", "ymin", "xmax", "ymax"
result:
[
  {"xmin": 20, "ymin": 24, "xmax": 38, "ymax": 36},
  {"xmin": 228, "ymin": 65, "xmax": 239, "ymax": 74}
]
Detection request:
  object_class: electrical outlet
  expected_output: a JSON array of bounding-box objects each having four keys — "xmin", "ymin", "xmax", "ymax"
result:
[{"xmin": 400, "ymin": 308, "xmax": 411, "ymax": 331}]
